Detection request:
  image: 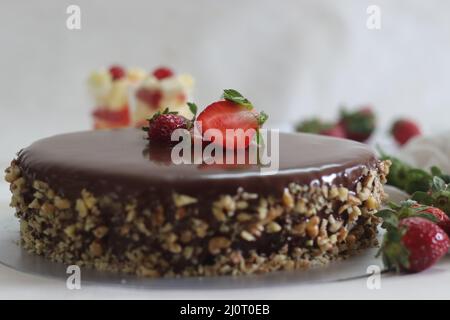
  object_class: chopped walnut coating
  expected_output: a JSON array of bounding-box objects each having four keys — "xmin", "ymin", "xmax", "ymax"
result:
[{"xmin": 4, "ymin": 159, "xmax": 390, "ymax": 277}]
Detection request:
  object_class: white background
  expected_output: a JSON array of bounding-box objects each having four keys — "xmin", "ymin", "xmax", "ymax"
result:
[
  {"xmin": 1, "ymin": 0, "xmax": 450, "ymax": 162},
  {"xmin": 0, "ymin": 0, "xmax": 450, "ymax": 299}
]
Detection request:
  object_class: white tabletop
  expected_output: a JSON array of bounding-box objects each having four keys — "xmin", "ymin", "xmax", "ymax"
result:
[{"xmin": 0, "ymin": 254, "xmax": 449, "ymax": 300}]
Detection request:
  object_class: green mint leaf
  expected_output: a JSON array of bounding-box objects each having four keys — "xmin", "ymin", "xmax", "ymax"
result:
[
  {"xmin": 411, "ymin": 191, "xmax": 434, "ymax": 205},
  {"xmin": 223, "ymin": 89, "xmax": 253, "ymax": 109}
]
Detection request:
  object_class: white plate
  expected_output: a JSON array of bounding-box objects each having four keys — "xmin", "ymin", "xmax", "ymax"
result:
[{"xmin": 0, "ymin": 187, "xmax": 408, "ymax": 289}]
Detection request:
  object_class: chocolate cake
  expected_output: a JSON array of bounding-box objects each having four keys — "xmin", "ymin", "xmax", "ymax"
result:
[{"xmin": 5, "ymin": 128, "xmax": 390, "ymax": 277}]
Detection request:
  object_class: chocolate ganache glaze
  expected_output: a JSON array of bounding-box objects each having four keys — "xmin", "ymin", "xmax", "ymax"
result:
[{"xmin": 16, "ymin": 128, "xmax": 377, "ymax": 201}]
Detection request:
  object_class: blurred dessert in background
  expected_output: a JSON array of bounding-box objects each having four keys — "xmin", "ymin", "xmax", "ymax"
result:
[
  {"xmin": 87, "ymin": 65, "xmax": 146, "ymax": 129},
  {"xmin": 133, "ymin": 67, "xmax": 194, "ymax": 127}
]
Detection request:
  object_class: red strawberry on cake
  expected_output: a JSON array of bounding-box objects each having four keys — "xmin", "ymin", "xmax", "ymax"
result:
[
  {"xmin": 143, "ymin": 108, "xmax": 189, "ymax": 144},
  {"xmin": 196, "ymin": 89, "xmax": 267, "ymax": 149}
]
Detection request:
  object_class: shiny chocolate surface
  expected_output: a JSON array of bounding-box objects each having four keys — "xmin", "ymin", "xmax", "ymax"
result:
[{"xmin": 16, "ymin": 128, "xmax": 378, "ymax": 199}]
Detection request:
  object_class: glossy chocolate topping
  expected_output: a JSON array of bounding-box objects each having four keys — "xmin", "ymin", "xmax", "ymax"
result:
[{"xmin": 16, "ymin": 129, "xmax": 378, "ymax": 199}]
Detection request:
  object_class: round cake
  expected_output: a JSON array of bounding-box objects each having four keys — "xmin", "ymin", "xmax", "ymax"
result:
[{"xmin": 5, "ymin": 128, "xmax": 390, "ymax": 277}]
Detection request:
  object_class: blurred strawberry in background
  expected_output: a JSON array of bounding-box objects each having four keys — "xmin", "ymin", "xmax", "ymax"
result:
[
  {"xmin": 391, "ymin": 119, "xmax": 422, "ymax": 146},
  {"xmin": 338, "ymin": 106, "xmax": 376, "ymax": 142}
]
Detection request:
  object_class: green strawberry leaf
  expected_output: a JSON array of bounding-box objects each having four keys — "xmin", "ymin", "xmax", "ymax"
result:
[
  {"xmin": 388, "ymin": 201, "xmax": 403, "ymax": 210},
  {"xmin": 377, "ymin": 225, "xmax": 409, "ymax": 272},
  {"xmin": 431, "ymin": 166, "xmax": 443, "ymax": 177},
  {"xmin": 186, "ymin": 102, "xmax": 198, "ymax": 128},
  {"xmin": 375, "ymin": 209, "xmax": 399, "ymax": 229},
  {"xmin": 377, "ymin": 151, "xmax": 448, "ymax": 196},
  {"xmin": 404, "ymin": 169, "xmax": 433, "ymax": 194},
  {"xmin": 147, "ymin": 108, "xmax": 179, "ymax": 124},
  {"xmin": 415, "ymin": 213, "xmax": 440, "ymax": 223},
  {"xmin": 434, "ymin": 192, "xmax": 450, "ymax": 215},
  {"xmin": 187, "ymin": 102, "xmax": 198, "ymax": 118},
  {"xmin": 431, "ymin": 176, "xmax": 447, "ymax": 193},
  {"xmin": 257, "ymin": 111, "xmax": 268, "ymax": 127},
  {"xmin": 439, "ymin": 174, "xmax": 450, "ymax": 184},
  {"xmin": 411, "ymin": 191, "xmax": 434, "ymax": 205}
]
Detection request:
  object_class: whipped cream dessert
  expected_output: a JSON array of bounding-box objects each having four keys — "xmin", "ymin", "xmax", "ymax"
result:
[
  {"xmin": 87, "ymin": 65, "xmax": 146, "ymax": 129},
  {"xmin": 133, "ymin": 67, "xmax": 194, "ymax": 127}
]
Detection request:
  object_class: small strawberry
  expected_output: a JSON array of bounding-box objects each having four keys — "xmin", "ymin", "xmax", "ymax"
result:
[
  {"xmin": 384, "ymin": 199, "xmax": 449, "ymax": 229},
  {"xmin": 391, "ymin": 119, "xmax": 421, "ymax": 146},
  {"xmin": 109, "ymin": 65, "xmax": 126, "ymax": 80},
  {"xmin": 376, "ymin": 202, "xmax": 450, "ymax": 273},
  {"xmin": 296, "ymin": 119, "xmax": 346, "ymax": 139},
  {"xmin": 399, "ymin": 218, "xmax": 449, "ymax": 272},
  {"xmin": 142, "ymin": 108, "xmax": 189, "ymax": 144},
  {"xmin": 412, "ymin": 204, "xmax": 450, "ymax": 235},
  {"xmin": 152, "ymin": 67, "xmax": 174, "ymax": 80},
  {"xmin": 196, "ymin": 89, "xmax": 268, "ymax": 149},
  {"xmin": 339, "ymin": 106, "xmax": 376, "ymax": 142},
  {"xmin": 412, "ymin": 175, "xmax": 450, "ymax": 217}
]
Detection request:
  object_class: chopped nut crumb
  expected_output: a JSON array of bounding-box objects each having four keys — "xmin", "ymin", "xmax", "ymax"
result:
[
  {"xmin": 282, "ymin": 188, "xmax": 294, "ymax": 209},
  {"xmin": 266, "ymin": 221, "xmax": 282, "ymax": 233},
  {"xmin": 240, "ymin": 230, "xmax": 256, "ymax": 241},
  {"xmin": 208, "ymin": 237, "xmax": 231, "ymax": 255},
  {"xmin": 173, "ymin": 193, "xmax": 198, "ymax": 207}
]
